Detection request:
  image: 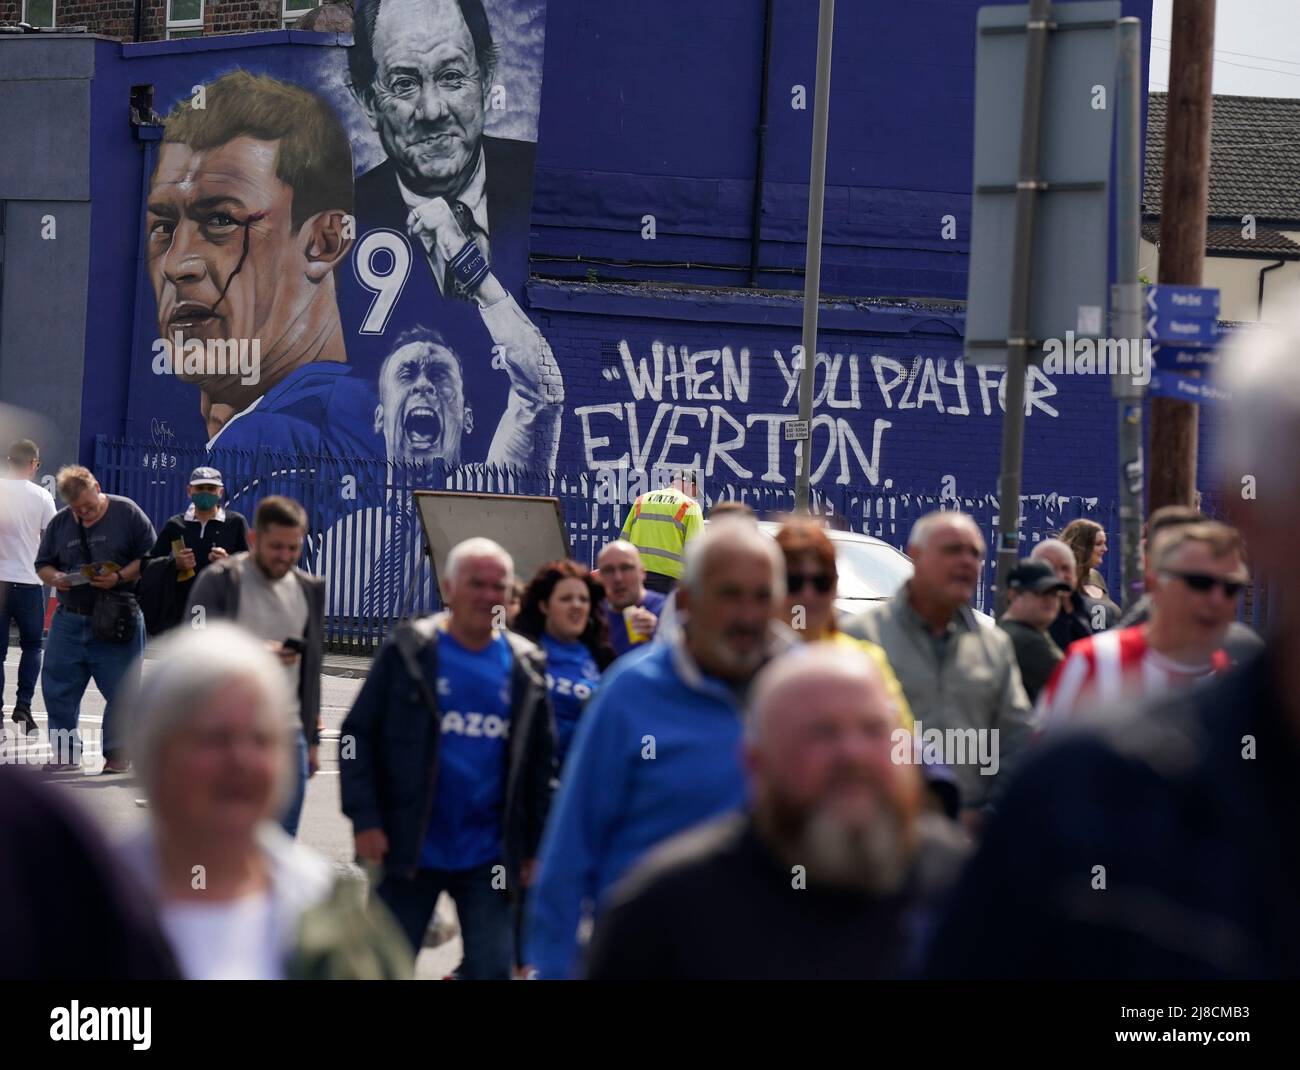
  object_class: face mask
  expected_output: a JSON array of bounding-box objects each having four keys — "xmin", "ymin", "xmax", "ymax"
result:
[{"xmin": 192, "ymin": 492, "xmax": 221, "ymax": 510}]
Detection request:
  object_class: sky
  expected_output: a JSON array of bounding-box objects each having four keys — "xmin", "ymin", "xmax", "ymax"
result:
[{"xmin": 1149, "ymin": 0, "xmax": 1300, "ymax": 98}]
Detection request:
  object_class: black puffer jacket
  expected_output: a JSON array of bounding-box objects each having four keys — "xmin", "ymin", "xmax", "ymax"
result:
[{"xmin": 340, "ymin": 614, "xmax": 556, "ymax": 895}]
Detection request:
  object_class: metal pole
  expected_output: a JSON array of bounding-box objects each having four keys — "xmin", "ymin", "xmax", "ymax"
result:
[
  {"xmin": 794, "ymin": 0, "xmax": 835, "ymax": 515},
  {"xmin": 1113, "ymin": 17, "xmax": 1144, "ymax": 611},
  {"xmin": 748, "ymin": 0, "xmax": 776, "ymax": 288},
  {"xmin": 993, "ymin": 0, "xmax": 1052, "ymax": 616}
]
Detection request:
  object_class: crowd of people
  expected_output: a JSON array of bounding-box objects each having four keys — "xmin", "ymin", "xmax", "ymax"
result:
[{"xmin": 0, "ymin": 320, "xmax": 1296, "ymax": 979}]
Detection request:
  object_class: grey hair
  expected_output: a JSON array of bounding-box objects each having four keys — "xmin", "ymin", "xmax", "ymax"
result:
[
  {"xmin": 682, "ymin": 517, "xmax": 786, "ymax": 600},
  {"xmin": 745, "ymin": 642, "xmax": 890, "ymax": 743},
  {"xmin": 907, "ymin": 509, "xmax": 982, "ymax": 551},
  {"xmin": 127, "ymin": 622, "xmax": 296, "ymax": 813},
  {"xmin": 1030, "ymin": 537, "xmax": 1074, "ymax": 566},
  {"xmin": 443, "ymin": 537, "xmax": 514, "ymax": 586},
  {"xmin": 1216, "ymin": 316, "xmax": 1300, "ymax": 515}
]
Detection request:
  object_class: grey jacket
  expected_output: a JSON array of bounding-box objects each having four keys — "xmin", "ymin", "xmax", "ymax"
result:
[
  {"xmin": 843, "ymin": 584, "xmax": 1034, "ymax": 809},
  {"xmin": 186, "ymin": 552, "xmax": 325, "ymax": 744}
]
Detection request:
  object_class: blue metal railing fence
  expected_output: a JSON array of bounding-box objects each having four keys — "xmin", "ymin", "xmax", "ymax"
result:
[{"xmin": 96, "ymin": 436, "xmax": 1265, "ymax": 652}]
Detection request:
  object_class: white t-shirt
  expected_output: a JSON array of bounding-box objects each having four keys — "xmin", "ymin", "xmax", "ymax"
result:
[
  {"xmin": 160, "ymin": 891, "xmax": 283, "ymax": 980},
  {"xmin": 0, "ymin": 477, "xmax": 56, "ymax": 585}
]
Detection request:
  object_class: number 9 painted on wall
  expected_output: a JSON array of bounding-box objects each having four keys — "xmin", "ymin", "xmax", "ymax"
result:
[{"xmin": 352, "ymin": 229, "xmax": 412, "ymax": 335}]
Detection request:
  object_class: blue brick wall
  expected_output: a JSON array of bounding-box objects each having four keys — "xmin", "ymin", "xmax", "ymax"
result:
[{"xmin": 532, "ymin": 0, "xmax": 1153, "ymax": 299}]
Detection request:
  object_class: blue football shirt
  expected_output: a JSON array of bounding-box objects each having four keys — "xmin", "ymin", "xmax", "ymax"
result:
[
  {"xmin": 540, "ymin": 634, "xmax": 601, "ymax": 767},
  {"xmin": 420, "ymin": 630, "xmax": 514, "ymax": 871}
]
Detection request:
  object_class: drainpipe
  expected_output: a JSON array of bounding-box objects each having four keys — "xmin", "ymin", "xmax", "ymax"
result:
[
  {"xmin": 747, "ymin": 0, "xmax": 775, "ymax": 288},
  {"xmin": 1257, "ymin": 257, "xmax": 1286, "ymax": 320},
  {"xmin": 128, "ymin": 118, "xmax": 164, "ymax": 440},
  {"xmin": 133, "ymin": 0, "xmax": 144, "ymax": 42}
]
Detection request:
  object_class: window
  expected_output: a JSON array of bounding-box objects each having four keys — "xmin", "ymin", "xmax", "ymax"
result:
[
  {"xmin": 22, "ymin": 1, "xmax": 55, "ymax": 28},
  {"xmin": 283, "ymin": 1, "xmax": 319, "ymax": 28},
  {"xmin": 166, "ymin": 0, "xmax": 203, "ymax": 39}
]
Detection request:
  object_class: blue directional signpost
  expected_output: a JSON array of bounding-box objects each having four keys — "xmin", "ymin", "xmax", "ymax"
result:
[
  {"xmin": 1146, "ymin": 284, "xmax": 1224, "ymax": 374},
  {"xmin": 1146, "ymin": 372, "xmax": 1231, "ymax": 405},
  {"xmin": 1155, "ymin": 346, "xmax": 1221, "ymax": 370}
]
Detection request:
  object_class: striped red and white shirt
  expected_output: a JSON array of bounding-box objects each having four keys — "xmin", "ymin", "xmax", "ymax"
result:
[{"xmin": 1036, "ymin": 625, "xmax": 1232, "ymax": 729}]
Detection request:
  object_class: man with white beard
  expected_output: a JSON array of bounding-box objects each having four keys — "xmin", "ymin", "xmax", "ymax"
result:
[{"xmin": 584, "ymin": 645, "xmax": 968, "ymax": 979}]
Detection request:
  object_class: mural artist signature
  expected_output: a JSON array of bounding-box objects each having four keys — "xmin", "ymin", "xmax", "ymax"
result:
[{"xmin": 144, "ymin": 418, "xmax": 180, "ymax": 470}]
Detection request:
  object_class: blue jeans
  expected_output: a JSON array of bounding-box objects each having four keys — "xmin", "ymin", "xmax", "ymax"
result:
[
  {"xmin": 40, "ymin": 606, "xmax": 145, "ymax": 763},
  {"xmin": 377, "ymin": 862, "xmax": 514, "ymax": 979},
  {"xmin": 278, "ymin": 728, "xmax": 309, "ymax": 837},
  {"xmin": 0, "ymin": 582, "xmax": 45, "ymax": 710}
]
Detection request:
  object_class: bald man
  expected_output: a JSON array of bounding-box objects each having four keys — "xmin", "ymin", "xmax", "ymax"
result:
[
  {"xmin": 844, "ymin": 510, "xmax": 1033, "ymax": 821},
  {"xmin": 1030, "ymin": 537, "xmax": 1115, "ymax": 651},
  {"xmin": 595, "ymin": 540, "xmax": 665, "ymax": 659},
  {"xmin": 585, "ymin": 645, "xmax": 968, "ymax": 979}
]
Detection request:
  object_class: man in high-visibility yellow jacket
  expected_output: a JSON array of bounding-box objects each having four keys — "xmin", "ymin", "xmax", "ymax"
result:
[{"xmin": 619, "ymin": 474, "xmax": 703, "ymax": 593}]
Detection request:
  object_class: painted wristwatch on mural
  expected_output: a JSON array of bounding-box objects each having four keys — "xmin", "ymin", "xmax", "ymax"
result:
[{"xmin": 449, "ymin": 239, "xmax": 490, "ymax": 294}]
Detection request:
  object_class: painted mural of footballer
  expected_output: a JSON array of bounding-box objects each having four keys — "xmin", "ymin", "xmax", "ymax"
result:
[
  {"xmin": 146, "ymin": 71, "xmax": 380, "ymax": 458},
  {"xmin": 373, "ymin": 214, "xmax": 563, "ymax": 471}
]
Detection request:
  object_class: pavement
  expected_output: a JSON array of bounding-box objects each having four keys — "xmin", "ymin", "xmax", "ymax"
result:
[
  {"xmin": 8, "ymin": 624, "xmax": 375, "ymax": 678},
  {"xmin": 320, "ymin": 650, "xmax": 374, "ymax": 679},
  {"xmin": 0, "ymin": 639, "xmax": 462, "ymax": 979},
  {"xmin": 164, "ymin": 639, "xmax": 372, "ymax": 679}
]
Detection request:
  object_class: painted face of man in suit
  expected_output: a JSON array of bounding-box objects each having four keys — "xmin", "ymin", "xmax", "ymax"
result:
[
  {"xmin": 375, "ymin": 338, "xmax": 473, "ymax": 467},
  {"xmin": 359, "ymin": 0, "xmax": 491, "ymax": 199}
]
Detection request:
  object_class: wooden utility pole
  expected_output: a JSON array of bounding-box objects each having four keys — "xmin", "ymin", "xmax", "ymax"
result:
[{"xmin": 1149, "ymin": 0, "xmax": 1215, "ymax": 510}]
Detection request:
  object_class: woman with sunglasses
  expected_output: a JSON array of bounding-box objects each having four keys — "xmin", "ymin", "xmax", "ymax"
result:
[{"xmin": 774, "ymin": 519, "xmax": 913, "ymax": 730}]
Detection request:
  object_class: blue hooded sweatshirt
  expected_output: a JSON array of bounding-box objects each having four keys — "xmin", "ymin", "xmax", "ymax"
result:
[{"xmin": 524, "ymin": 633, "xmax": 758, "ymax": 980}]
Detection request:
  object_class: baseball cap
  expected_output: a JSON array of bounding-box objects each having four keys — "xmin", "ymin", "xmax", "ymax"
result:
[
  {"xmin": 1007, "ymin": 559, "xmax": 1071, "ymax": 594},
  {"xmin": 189, "ymin": 466, "xmax": 223, "ymax": 486}
]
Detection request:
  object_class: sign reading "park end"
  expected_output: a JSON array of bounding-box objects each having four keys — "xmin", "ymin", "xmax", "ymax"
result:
[{"xmin": 1146, "ymin": 285, "xmax": 1220, "ymax": 319}]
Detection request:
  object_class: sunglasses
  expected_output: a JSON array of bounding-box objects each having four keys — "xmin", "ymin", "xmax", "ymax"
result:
[
  {"xmin": 1161, "ymin": 570, "xmax": 1245, "ymax": 598},
  {"xmin": 787, "ymin": 572, "xmax": 833, "ymax": 595}
]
